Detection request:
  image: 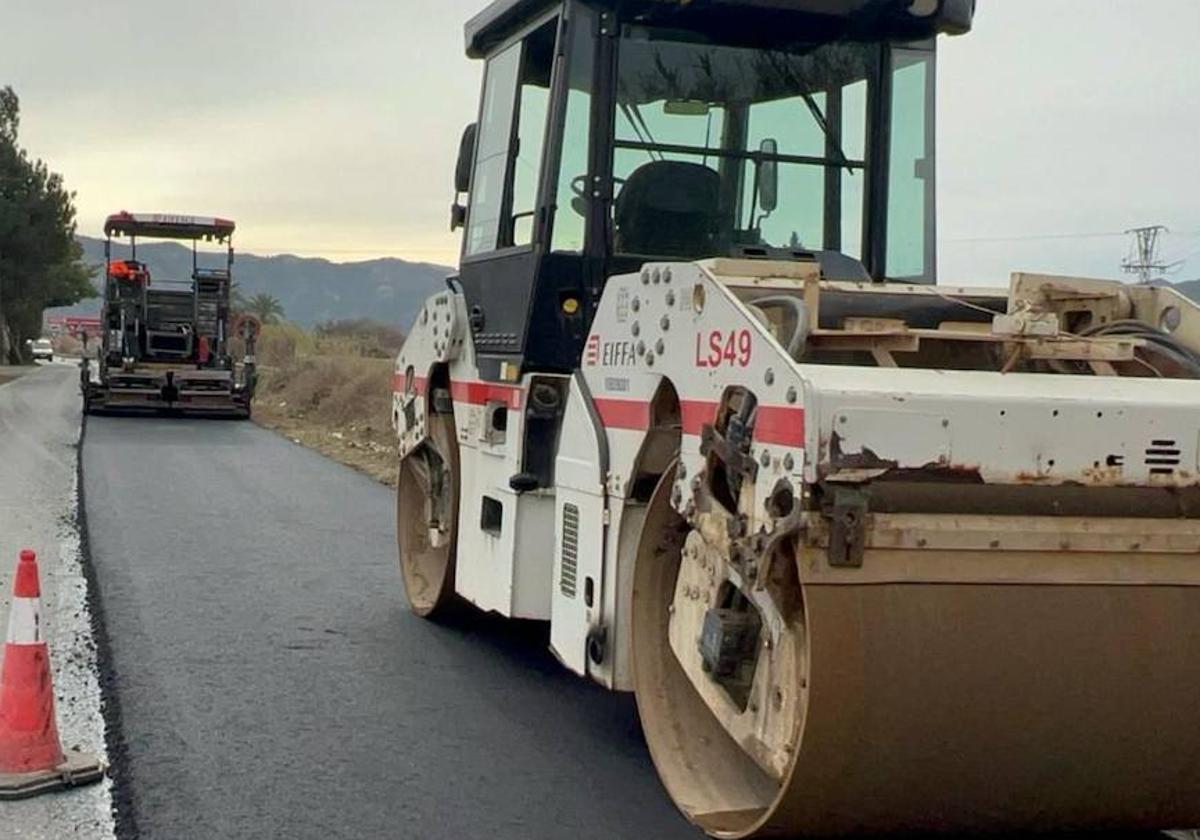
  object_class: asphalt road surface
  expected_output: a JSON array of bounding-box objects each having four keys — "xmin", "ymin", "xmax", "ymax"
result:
[{"xmin": 82, "ymin": 413, "xmax": 696, "ymax": 839}]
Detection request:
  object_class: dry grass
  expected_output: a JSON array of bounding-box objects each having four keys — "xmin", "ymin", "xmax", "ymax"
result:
[
  {"xmin": 51, "ymin": 334, "xmax": 84, "ymax": 356},
  {"xmin": 251, "ymin": 324, "xmax": 398, "ymax": 486}
]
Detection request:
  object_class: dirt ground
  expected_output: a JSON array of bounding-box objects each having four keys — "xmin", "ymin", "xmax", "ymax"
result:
[
  {"xmin": 0, "ymin": 364, "xmax": 35, "ymax": 386},
  {"xmin": 251, "ymin": 355, "xmax": 397, "ymax": 486}
]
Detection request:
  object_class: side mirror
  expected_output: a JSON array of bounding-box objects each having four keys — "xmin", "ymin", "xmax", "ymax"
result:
[
  {"xmin": 451, "ymin": 123, "xmax": 477, "ymax": 232},
  {"xmin": 904, "ymin": 0, "xmax": 974, "ymax": 36},
  {"xmin": 758, "ymin": 138, "xmax": 779, "ymax": 215},
  {"xmin": 455, "ymin": 123, "xmax": 478, "ymax": 195},
  {"xmin": 934, "ymin": 0, "xmax": 974, "ymax": 36}
]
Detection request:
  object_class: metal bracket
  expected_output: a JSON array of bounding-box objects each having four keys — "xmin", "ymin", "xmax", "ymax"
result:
[{"xmin": 828, "ymin": 487, "xmax": 869, "ymax": 568}]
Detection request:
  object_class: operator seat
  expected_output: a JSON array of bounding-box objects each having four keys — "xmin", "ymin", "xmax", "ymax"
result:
[{"xmin": 614, "ymin": 160, "xmax": 720, "ymax": 258}]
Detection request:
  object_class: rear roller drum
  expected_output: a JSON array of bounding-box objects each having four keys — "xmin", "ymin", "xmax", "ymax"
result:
[{"xmin": 397, "ymin": 398, "xmax": 459, "ymax": 618}]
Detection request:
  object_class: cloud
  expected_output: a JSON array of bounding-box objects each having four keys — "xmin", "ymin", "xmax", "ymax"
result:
[{"xmin": 7, "ymin": 0, "xmax": 1198, "ymax": 276}]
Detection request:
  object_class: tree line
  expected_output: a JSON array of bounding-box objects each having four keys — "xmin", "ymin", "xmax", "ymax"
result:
[{"xmin": 0, "ymin": 86, "xmax": 94, "ymax": 363}]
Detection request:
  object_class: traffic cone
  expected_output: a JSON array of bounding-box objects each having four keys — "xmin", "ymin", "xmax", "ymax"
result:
[{"xmin": 0, "ymin": 549, "xmax": 105, "ymax": 799}]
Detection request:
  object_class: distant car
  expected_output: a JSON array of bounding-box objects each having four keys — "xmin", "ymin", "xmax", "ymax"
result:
[{"xmin": 30, "ymin": 338, "xmax": 53, "ymax": 362}]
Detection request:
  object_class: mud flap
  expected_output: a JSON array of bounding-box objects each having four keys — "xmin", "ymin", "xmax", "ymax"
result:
[{"xmin": 550, "ymin": 374, "xmax": 609, "ymax": 676}]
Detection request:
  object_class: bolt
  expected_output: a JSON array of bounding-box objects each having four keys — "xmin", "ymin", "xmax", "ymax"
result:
[
  {"xmin": 786, "ymin": 386, "xmax": 797, "ymax": 404},
  {"xmin": 655, "ymin": 339, "xmax": 665, "ymax": 355},
  {"xmin": 632, "ymin": 297, "xmax": 641, "ymax": 313},
  {"xmin": 652, "ymin": 268, "xmax": 662, "ymax": 284},
  {"xmin": 641, "ymin": 270, "xmax": 650, "ymax": 285},
  {"xmin": 760, "ymin": 450, "xmax": 771, "ymax": 468},
  {"xmin": 636, "ymin": 340, "xmax": 645, "ymax": 356},
  {"xmin": 666, "ymin": 290, "xmax": 676, "ymax": 307},
  {"xmin": 645, "ymin": 352, "xmax": 655, "ymax": 366},
  {"xmin": 764, "ymin": 368, "xmax": 775, "ymax": 386},
  {"xmin": 783, "ymin": 454, "xmax": 795, "ymax": 471},
  {"xmin": 660, "ymin": 315, "xmax": 670, "ymax": 331},
  {"xmin": 632, "ymin": 321, "xmax": 640, "ymax": 337}
]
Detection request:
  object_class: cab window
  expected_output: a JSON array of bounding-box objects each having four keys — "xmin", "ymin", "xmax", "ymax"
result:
[
  {"xmin": 464, "ymin": 20, "xmax": 556, "ymax": 258},
  {"xmin": 610, "ymin": 27, "xmax": 872, "ymax": 260},
  {"xmin": 465, "ymin": 43, "xmax": 521, "ymax": 257},
  {"xmin": 885, "ymin": 48, "xmax": 935, "ymax": 280}
]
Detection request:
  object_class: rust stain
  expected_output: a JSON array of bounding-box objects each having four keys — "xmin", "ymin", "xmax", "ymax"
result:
[
  {"xmin": 827, "ymin": 430, "xmax": 898, "ymax": 473},
  {"xmin": 821, "ymin": 431, "xmax": 983, "ymax": 484}
]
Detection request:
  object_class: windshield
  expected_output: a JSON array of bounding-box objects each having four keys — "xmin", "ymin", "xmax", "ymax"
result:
[{"xmin": 610, "ymin": 27, "xmax": 875, "ymax": 261}]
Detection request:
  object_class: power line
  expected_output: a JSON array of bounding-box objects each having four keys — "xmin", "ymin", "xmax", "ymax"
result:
[
  {"xmin": 940, "ymin": 228, "xmax": 1200, "ymax": 246},
  {"xmin": 939, "ymin": 231, "xmax": 1126, "ymax": 244}
]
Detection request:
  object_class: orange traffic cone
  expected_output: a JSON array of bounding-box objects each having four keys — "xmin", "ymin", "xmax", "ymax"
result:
[{"xmin": 0, "ymin": 549, "xmax": 105, "ymax": 799}]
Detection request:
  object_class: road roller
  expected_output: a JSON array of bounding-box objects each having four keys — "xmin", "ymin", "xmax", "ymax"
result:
[{"xmin": 393, "ymin": 0, "xmax": 1200, "ymax": 834}]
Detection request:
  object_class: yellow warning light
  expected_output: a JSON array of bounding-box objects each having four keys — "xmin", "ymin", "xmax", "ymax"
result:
[{"xmin": 562, "ymin": 297, "xmax": 580, "ymax": 315}]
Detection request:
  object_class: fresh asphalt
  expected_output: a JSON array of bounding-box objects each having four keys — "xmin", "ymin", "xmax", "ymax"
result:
[{"xmin": 81, "ymin": 412, "xmax": 697, "ymax": 839}]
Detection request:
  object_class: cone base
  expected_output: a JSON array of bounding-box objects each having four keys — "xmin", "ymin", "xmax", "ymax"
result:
[{"xmin": 0, "ymin": 752, "xmax": 105, "ymax": 800}]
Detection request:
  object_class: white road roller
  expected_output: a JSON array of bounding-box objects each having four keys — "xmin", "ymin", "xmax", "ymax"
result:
[{"xmin": 393, "ymin": 1, "xmax": 1200, "ymax": 835}]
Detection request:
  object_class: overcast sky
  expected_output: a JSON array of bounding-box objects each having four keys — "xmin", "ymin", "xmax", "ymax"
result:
[{"xmin": 5, "ymin": 0, "xmax": 1199, "ymax": 284}]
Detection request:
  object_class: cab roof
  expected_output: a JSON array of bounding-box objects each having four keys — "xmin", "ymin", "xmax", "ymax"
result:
[
  {"xmin": 465, "ymin": 0, "xmax": 974, "ymax": 57},
  {"xmin": 104, "ymin": 211, "xmax": 236, "ymax": 241}
]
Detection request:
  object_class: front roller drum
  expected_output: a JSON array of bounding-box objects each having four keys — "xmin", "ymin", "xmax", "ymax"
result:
[{"xmin": 631, "ymin": 471, "xmax": 1200, "ymax": 837}]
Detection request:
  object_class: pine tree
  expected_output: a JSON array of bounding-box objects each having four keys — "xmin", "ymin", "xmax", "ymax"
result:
[{"xmin": 0, "ymin": 86, "xmax": 96, "ymax": 363}]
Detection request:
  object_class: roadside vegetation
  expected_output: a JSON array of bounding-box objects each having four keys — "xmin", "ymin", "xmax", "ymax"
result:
[
  {"xmin": 0, "ymin": 86, "xmax": 95, "ymax": 363},
  {"xmin": 249, "ymin": 318, "xmax": 400, "ymax": 485}
]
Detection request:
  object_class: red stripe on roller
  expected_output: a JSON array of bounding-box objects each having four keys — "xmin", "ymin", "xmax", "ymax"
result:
[
  {"xmin": 450, "ymin": 380, "xmax": 523, "ymax": 410},
  {"xmin": 392, "ymin": 374, "xmax": 518, "ymax": 409},
  {"xmin": 754, "ymin": 405, "xmax": 806, "ymax": 447},
  {"xmin": 680, "ymin": 400, "xmax": 718, "ymax": 436},
  {"xmin": 392, "ymin": 373, "xmax": 428, "ymax": 395},
  {"xmin": 593, "ymin": 398, "xmax": 652, "ymax": 431},
  {"xmin": 12, "ymin": 550, "xmax": 39, "ymax": 599}
]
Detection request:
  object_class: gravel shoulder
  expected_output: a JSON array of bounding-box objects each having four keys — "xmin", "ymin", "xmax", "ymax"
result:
[{"xmin": 0, "ymin": 361, "xmax": 115, "ymax": 839}]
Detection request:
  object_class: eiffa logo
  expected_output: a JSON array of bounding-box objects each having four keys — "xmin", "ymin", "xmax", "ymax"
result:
[{"xmin": 585, "ymin": 334, "xmax": 637, "ymax": 367}]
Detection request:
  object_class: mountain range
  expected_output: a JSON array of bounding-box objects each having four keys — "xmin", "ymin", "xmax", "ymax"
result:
[
  {"xmin": 52, "ymin": 236, "xmax": 1199, "ymax": 330},
  {"xmin": 53, "ymin": 236, "xmax": 452, "ymax": 330}
]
